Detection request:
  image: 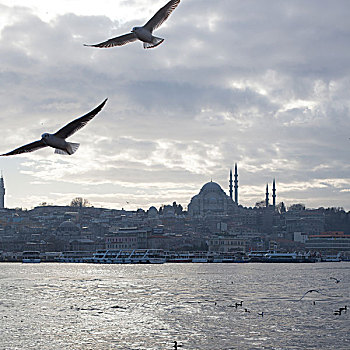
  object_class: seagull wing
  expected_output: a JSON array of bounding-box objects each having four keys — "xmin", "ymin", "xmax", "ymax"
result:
[
  {"xmin": 143, "ymin": 0, "xmax": 180, "ymax": 33},
  {"xmin": 298, "ymin": 289, "xmax": 317, "ymax": 301},
  {"xmin": 54, "ymin": 99, "xmax": 107, "ymax": 139},
  {"xmin": 1, "ymin": 139, "xmax": 47, "ymax": 156},
  {"xmin": 84, "ymin": 33, "xmax": 137, "ymax": 48}
]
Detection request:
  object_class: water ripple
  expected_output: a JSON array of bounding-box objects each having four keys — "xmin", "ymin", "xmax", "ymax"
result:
[{"xmin": 0, "ymin": 262, "xmax": 349, "ymax": 349}]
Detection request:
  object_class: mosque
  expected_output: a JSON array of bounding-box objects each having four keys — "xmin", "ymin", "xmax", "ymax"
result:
[
  {"xmin": 187, "ymin": 164, "xmax": 276, "ymax": 217},
  {"xmin": 188, "ymin": 164, "xmax": 239, "ymax": 217}
]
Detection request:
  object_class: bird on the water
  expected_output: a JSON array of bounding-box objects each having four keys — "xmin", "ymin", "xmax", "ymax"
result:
[
  {"xmin": 173, "ymin": 340, "xmax": 182, "ymax": 349},
  {"xmin": 1, "ymin": 99, "xmax": 107, "ymax": 156},
  {"xmin": 84, "ymin": 0, "xmax": 180, "ymax": 49}
]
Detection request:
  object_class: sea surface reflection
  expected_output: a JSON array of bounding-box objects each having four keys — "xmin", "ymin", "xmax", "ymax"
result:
[{"xmin": 0, "ymin": 262, "xmax": 349, "ymax": 349}]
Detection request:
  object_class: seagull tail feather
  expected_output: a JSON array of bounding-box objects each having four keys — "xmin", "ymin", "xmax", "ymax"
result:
[
  {"xmin": 68, "ymin": 142, "xmax": 80, "ymax": 155},
  {"xmin": 54, "ymin": 142, "xmax": 80, "ymax": 155},
  {"xmin": 143, "ymin": 37, "xmax": 164, "ymax": 49}
]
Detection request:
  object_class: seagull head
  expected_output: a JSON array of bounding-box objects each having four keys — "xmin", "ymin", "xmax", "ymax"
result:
[
  {"xmin": 131, "ymin": 27, "xmax": 140, "ymax": 33},
  {"xmin": 41, "ymin": 133, "xmax": 50, "ymax": 143}
]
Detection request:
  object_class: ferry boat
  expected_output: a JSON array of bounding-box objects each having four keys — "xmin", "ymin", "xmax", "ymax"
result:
[
  {"xmin": 56, "ymin": 251, "xmax": 94, "ymax": 263},
  {"xmin": 164, "ymin": 251, "xmax": 249, "ymax": 263},
  {"xmin": 248, "ymin": 251, "xmax": 317, "ymax": 263},
  {"xmin": 321, "ymin": 253, "xmax": 341, "ymax": 262},
  {"xmin": 164, "ymin": 251, "xmax": 192, "ymax": 263},
  {"xmin": 191, "ymin": 251, "xmax": 211, "ymax": 263},
  {"xmin": 263, "ymin": 252, "xmax": 313, "ymax": 263},
  {"xmin": 92, "ymin": 249, "xmax": 166, "ymax": 264},
  {"xmin": 22, "ymin": 251, "xmax": 41, "ymax": 263}
]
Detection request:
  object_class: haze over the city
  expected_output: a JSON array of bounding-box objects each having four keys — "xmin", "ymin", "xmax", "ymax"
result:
[{"xmin": 0, "ymin": 0, "xmax": 349, "ymax": 210}]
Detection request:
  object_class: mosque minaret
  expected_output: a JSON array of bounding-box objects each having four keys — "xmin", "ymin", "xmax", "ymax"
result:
[
  {"xmin": 234, "ymin": 163, "xmax": 238, "ymax": 204},
  {"xmin": 229, "ymin": 164, "xmax": 239, "ymax": 204},
  {"xmin": 265, "ymin": 183, "xmax": 269, "ymax": 208},
  {"xmin": 0, "ymin": 173, "xmax": 5, "ymax": 209}
]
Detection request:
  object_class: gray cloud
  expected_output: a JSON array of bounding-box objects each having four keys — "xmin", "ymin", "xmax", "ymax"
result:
[{"xmin": 0, "ymin": 0, "xmax": 349, "ymax": 210}]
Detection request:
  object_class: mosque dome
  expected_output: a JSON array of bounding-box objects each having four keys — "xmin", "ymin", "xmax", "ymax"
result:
[{"xmin": 200, "ymin": 181, "xmax": 223, "ymax": 194}]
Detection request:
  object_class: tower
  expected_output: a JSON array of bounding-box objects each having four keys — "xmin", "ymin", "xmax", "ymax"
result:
[
  {"xmin": 0, "ymin": 173, "xmax": 5, "ymax": 209},
  {"xmin": 265, "ymin": 183, "xmax": 269, "ymax": 208},
  {"xmin": 234, "ymin": 163, "xmax": 238, "ymax": 204},
  {"xmin": 229, "ymin": 168, "xmax": 233, "ymax": 199},
  {"xmin": 272, "ymin": 178, "xmax": 276, "ymax": 209}
]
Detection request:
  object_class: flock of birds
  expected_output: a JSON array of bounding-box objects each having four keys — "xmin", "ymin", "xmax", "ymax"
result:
[
  {"xmin": 170, "ymin": 275, "xmax": 347, "ymax": 349},
  {"xmin": 1, "ymin": 0, "xmax": 181, "ymax": 157},
  {"xmin": 210, "ymin": 276, "xmax": 347, "ymax": 322}
]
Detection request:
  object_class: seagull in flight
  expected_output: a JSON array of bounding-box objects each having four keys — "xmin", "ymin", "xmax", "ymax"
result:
[
  {"xmin": 1, "ymin": 99, "xmax": 107, "ymax": 156},
  {"xmin": 330, "ymin": 277, "xmax": 341, "ymax": 283},
  {"xmin": 84, "ymin": 0, "xmax": 180, "ymax": 49},
  {"xmin": 298, "ymin": 289, "xmax": 342, "ymax": 301},
  {"xmin": 298, "ymin": 289, "xmax": 326, "ymax": 301}
]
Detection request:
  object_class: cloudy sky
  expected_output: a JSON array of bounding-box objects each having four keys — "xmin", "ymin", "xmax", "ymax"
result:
[{"xmin": 0, "ymin": 0, "xmax": 349, "ymax": 211}]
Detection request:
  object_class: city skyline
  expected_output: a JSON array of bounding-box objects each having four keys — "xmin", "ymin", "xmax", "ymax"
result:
[{"xmin": 0, "ymin": 0, "xmax": 349, "ymax": 210}]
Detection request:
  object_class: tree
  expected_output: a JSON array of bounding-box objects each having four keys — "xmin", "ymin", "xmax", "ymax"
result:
[
  {"xmin": 70, "ymin": 197, "xmax": 91, "ymax": 208},
  {"xmin": 255, "ymin": 200, "xmax": 266, "ymax": 208},
  {"xmin": 172, "ymin": 201, "xmax": 183, "ymax": 215},
  {"xmin": 176, "ymin": 204, "xmax": 183, "ymax": 215}
]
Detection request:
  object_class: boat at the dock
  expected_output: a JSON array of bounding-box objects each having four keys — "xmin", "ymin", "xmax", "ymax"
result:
[
  {"xmin": 248, "ymin": 251, "xmax": 317, "ymax": 263},
  {"xmin": 22, "ymin": 251, "xmax": 41, "ymax": 263},
  {"xmin": 92, "ymin": 249, "xmax": 166, "ymax": 264}
]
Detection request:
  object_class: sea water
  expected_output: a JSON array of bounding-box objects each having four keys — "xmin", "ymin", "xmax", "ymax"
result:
[{"xmin": 0, "ymin": 262, "xmax": 349, "ymax": 350}]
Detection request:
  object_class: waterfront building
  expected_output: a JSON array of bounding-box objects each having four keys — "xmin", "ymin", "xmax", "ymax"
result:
[
  {"xmin": 106, "ymin": 227, "xmax": 148, "ymax": 249},
  {"xmin": 293, "ymin": 232, "xmax": 309, "ymax": 243},
  {"xmin": 284, "ymin": 208, "xmax": 325, "ymax": 239},
  {"xmin": 306, "ymin": 231, "xmax": 350, "ymax": 254},
  {"xmin": 207, "ymin": 235, "xmax": 246, "ymax": 253}
]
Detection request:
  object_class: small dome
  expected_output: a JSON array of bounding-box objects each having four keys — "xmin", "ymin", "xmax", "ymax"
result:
[
  {"xmin": 147, "ymin": 206, "xmax": 158, "ymax": 217},
  {"xmin": 58, "ymin": 220, "xmax": 79, "ymax": 231}
]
